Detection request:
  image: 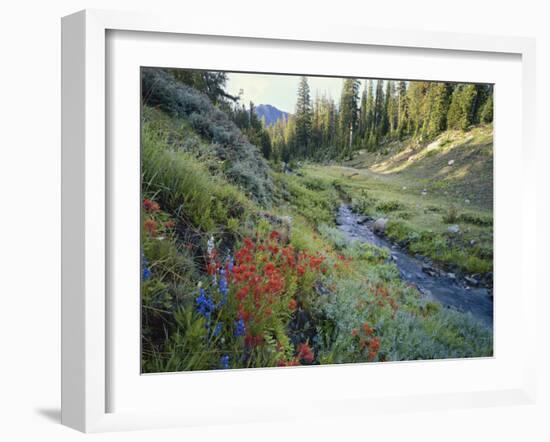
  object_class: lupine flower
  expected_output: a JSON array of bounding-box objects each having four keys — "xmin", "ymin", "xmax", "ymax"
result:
[
  {"xmin": 234, "ymin": 318, "xmax": 246, "ymax": 337},
  {"xmin": 213, "ymin": 322, "xmax": 222, "ymax": 337},
  {"xmin": 142, "ymin": 266, "xmax": 152, "ymax": 281},
  {"xmin": 227, "ymin": 256, "xmax": 234, "ymax": 272},
  {"xmin": 141, "ymin": 255, "xmax": 152, "ymax": 281},
  {"xmin": 218, "ymin": 268, "xmax": 228, "ymax": 306},
  {"xmin": 220, "ymin": 355, "xmax": 230, "ymax": 369},
  {"xmin": 195, "ymin": 288, "xmax": 215, "ymax": 320},
  {"xmin": 207, "ymin": 235, "xmax": 215, "ymax": 257}
]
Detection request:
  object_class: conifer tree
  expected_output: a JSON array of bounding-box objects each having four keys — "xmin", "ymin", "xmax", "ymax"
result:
[
  {"xmin": 385, "ymin": 81, "xmax": 398, "ymax": 136},
  {"xmin": 294, "ymin": 76, "xmax": 313, "ymax": 157},
  {"xmin": 447, "ymin": 84, "xmax": 478, "ymax": 130},
  {"xmin": 358, "ymin": 85, "xmax": 368, "ymax": 142},
  {"xmin": 372, "ymin": 79, "xmax": 386, "ymax": 143},
  {"xmin": 396, "ymin": 80, "xmax": 408, "ymax": 138},
  {"xmin": 338, "ymin": 78, "xmax": 361, "ymax": 157},
  {"xmin": 423, "ymin": 83, "xmax": 451, "ymax": 139},
  {"xmin": 480, "ymin": 93, "xmax": 493, "ymax": 123}
]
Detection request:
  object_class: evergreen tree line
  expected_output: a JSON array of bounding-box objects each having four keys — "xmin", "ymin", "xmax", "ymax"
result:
[
  {"xmin": 166, "ymin": 69, "xmax": 493, "ymax": 163},
  {"xmin": 267, "ymin": 77, "xmax": 493, "ymax": 162}
]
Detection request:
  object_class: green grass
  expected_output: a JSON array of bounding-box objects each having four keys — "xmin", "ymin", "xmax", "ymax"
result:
[
  {"xmin": 140, "ymin": 87, "xmax": 493, "ymax": 373},
  {"xmin": 301, "ymin": 127, "xmax": 494, "ymax": 276}
]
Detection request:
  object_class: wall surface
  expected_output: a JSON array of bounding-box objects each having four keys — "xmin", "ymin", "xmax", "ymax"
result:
[{"xmin": 0, "ymin": 1, "xmax": 548, "ymax": 441}]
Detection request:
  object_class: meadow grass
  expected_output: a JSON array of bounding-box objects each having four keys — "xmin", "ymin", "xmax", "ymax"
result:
[{"xmin": 140, "ymin": 91, "xmax": 493, "ymax": 373}]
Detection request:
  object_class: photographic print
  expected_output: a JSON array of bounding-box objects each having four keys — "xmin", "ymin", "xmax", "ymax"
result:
[{"xmin": 140, "ymin": 67, "xmax": 493, "ymax": 373}]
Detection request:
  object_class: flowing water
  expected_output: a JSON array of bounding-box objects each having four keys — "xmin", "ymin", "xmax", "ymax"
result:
[{"xmin": 336, "ymin": 204, "xmax": 493, "ymax": 328}]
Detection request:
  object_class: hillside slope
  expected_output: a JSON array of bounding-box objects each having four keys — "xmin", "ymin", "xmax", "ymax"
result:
[
  {"xmin": 343, "ymin": 125, "xmax": 493, "ymax": 211},
  {"xmin": 141, "ymin": 68, "xmax": 274, "ymax": 204}
]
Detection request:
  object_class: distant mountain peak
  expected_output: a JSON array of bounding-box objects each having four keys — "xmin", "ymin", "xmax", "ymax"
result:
[{"xmin": 255, "ymin": 104, "xmax": 289, "ymax": 126}]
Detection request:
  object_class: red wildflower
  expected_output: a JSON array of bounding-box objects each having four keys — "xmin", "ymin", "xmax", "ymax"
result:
[
  {"xmin": 297, "ymin": 265, "xmax": 305, "ymax": 277},
  {"xmin": 238, "ymin": 307, "xmax": 251, "ymax": 322},
  {"xmin": 207, "ymin": 262, "xmax": 218, "ymax": 275},
  {"xmin": 362, "ymin": 323, "xmax": 374, "ymax": 336},
  {"xmin": 143, "ymin": 198, "xmax": 160, "ymax": 213},
  {"xmin": 351, "ymin": 328, "xmax": 359, "ymax": 337},
  {"xmin": 268, "ymin": 245, "xmax": 279, "ymax": 255},
  {"xmin": 369, "ymin": 337, "xmax": 381, "ymax": 353},
  {"xmin": 278, "ymin": 358, "xmax": 300, "ymax": 367},
  {"xmin": 143, "ymin": 219, "xmax": 157, "ymax": 236},
  {"xmin": 245, "ymin": 334, "xmax": 264, "ymax": 348},
  {"xmin": 243, "ymin": 237, "xmax": 254, "ymax": 250},
  {"xmin": 270, "ymin": 230, "xmax": 280, "ymax": 241},
  {"xmin": 164, "ymin": 220, "xmax": 176, "ymax": 229},
  {"xmin": 297, "ymin": 343, "xmax": 315, "ymax": 364},
  {"xmin": 288, "ymin": 299, "xmax": 297, "ymax": 311},
  {"xmin": 237, "ymin": 285, "xmax": 249, "ymax": 301}
]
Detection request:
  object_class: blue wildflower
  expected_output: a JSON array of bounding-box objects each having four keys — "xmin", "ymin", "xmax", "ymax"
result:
[
  {"xmin": 195, "ymin": 288, "xmax": 215, "ymax": 320},
  {"xmin": 141, "ymin": 255, "xmax": 152, "ymax": 281},
  {"xmin": 234, "ymin": 318, "xmax": 246, "ymax": 337},
  {"xmin": 220, "ymin": 355, "xmax": 230, "ymax": 369},
  {"xmin": 218, "ymin": 268, "xmax": 229, "ymax": 306},
  {"xmin": 213, "ymin": 322, "xmax": 222, "ymax": 337}
]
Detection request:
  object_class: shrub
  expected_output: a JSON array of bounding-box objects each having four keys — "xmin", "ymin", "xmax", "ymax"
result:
[
  {"xmin": 457, "ymin": 212, "xmax": 493, "ymax": 226},
  {"xmin": 442, "ymin": 205, "xmax": 459, "ymax": 223},
  {"xmin": 376, "ymin": 200, "xmax": 407, "ymax": 213}
]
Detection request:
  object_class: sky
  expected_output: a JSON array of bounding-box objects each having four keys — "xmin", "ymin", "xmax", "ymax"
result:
[{"xmin": 226, "ymin": 72, "xmax": 367, "ymax": 114}]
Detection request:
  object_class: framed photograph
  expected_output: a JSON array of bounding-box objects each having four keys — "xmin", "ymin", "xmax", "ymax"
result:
[{"xmin": 61, "ymin": 9, "xmax": 537, "ymax": 432}]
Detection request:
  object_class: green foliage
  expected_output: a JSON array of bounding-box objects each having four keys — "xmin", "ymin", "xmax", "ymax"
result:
[
  {"xmin": 376, "ymin": 200, "xmax": 406, "ymax": 213},
  {"xmin": 442, "ymin": 205, "xmax": 459, "ymax": 223}
]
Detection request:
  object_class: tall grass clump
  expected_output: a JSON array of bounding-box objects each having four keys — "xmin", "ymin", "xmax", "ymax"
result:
[{"xmin": 142, "ymin": 120, "xmax": 253, "ymax": 232}]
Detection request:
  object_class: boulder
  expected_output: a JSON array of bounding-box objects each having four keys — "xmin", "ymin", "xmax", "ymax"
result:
[
  {"xmin": 372, "ymin": 217, "xmax": 389, "ymax": 233},
  {"xmin": 422, "ymin": 263, "xmax": 438, "ymax": 277},
  {"xmin": 447, "ymin": 224, "xmax": 460, "ymax": 234},
  {"xmin": 448, "ymin": 159, "xmax": 455, "ymax": 166}
]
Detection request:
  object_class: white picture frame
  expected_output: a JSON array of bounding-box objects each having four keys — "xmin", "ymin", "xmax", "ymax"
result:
[{"xmin": 61, "ymin": 9, "xmax": 537, "ymax": 433}]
